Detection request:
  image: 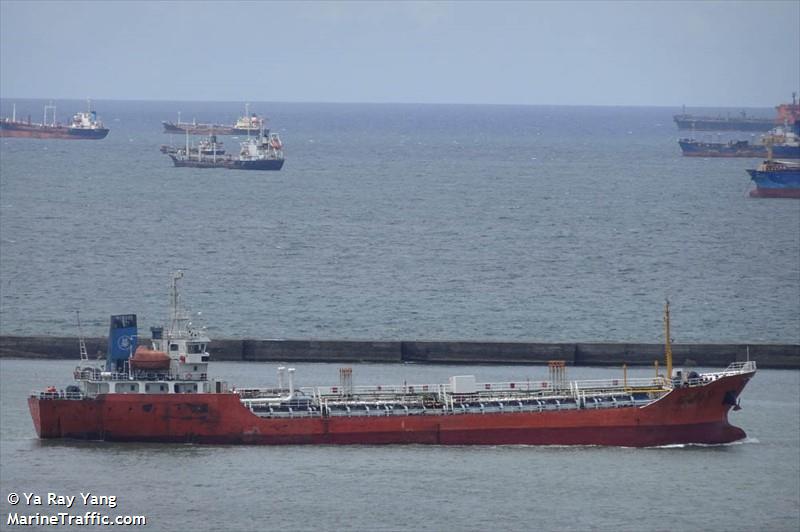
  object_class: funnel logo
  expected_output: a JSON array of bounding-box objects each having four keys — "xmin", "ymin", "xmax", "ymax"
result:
[{"xmin": 117, "ymin": 335, "xmax": 132, "ymax": 351}]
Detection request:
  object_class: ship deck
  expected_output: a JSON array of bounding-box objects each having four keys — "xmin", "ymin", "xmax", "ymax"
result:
[{"xmin": 233, "ymin": 361, "xmax": 755, "ymax": 419}]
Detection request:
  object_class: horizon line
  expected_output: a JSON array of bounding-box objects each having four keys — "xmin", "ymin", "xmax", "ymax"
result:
[{"xmin": 0, "ymin": 96, "xmax": 783, "ymax": 110}]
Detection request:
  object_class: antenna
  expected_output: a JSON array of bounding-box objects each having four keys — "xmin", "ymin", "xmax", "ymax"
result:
[
  {"xmin": 664, "ymin": 299, "xmax": 673, "ymax": 379},
  {"xmin": 170, "ymin": 270, "xmax": 184, "ymax": 322},
  {"xmin": 77, "ymin": 311, "xmax": 88, "ymax": 362}
]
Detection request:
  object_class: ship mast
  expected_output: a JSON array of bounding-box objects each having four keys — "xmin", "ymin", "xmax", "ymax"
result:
[
  {"xmin": 764, "ymin": 134, "xmax": 774, "ymax": 162},
  {"xmin": 44, "ymin": 102, "xmax": 56, "ymax": 126},
  {"xmin": 664, "ymin": 299, "xmax": 673, "ymax": 379},
  {"xmin": 167, "ymin": 270, "xmax": 189, "ymax": 338}
]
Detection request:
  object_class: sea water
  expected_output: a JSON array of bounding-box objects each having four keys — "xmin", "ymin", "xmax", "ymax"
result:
[
  {"xmin": 0, "ymin": 100, "xmax": 798, "ymax": 530},
  {"xmin": 0, "ymin": 100, "xmax": 798, "ymax": 343}
]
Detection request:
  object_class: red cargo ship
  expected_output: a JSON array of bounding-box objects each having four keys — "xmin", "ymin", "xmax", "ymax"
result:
[
  {"xmin": 1, "ymin": 101, "xmax": 109, "ymax": 139},
  {"xmin": 28, "ymin": 273, "xmax": 756, "ymax": 446}
]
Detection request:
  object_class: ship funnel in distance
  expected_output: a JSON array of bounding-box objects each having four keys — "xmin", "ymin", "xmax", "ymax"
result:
[
  {"xmin": 107, "ymin": 314, "xmax": 138, "ymax": 372},
  {"xmin": 277, "ymin": 366, "xmax": 286, "ymax": 390},
  {"xmin": 287, "ymin": 368, "xmax": 295, "ymax": 399}
]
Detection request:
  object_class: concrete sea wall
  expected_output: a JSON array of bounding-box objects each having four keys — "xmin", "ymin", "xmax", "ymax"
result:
[{"xmin": 1, "ymin": 335, "xmax": 798, "ymax": 369}]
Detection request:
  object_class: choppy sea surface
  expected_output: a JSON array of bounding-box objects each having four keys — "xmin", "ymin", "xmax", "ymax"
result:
[
  {"xmin": 1, "ymin": 100, "xmax": 798, "ymax": 531},
  {"xmin": 1, "ymin": 100, "xmax": 798, "ymax": 343}
]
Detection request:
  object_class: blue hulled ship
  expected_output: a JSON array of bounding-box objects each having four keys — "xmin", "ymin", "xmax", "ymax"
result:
[
  {"xmin": 679, "ymin": 121, "xmax": 800, "ymax": 159},
  {"xmin": 746, "ymin": 159, "xmax": 800, "ymax": 198}
]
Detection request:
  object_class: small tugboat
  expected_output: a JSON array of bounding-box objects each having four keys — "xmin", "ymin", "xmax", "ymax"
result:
[
  {"xmin": 28, "ymin": 272, "xmax": 756, "ymax": 446},
  {"xmin": 164, "ymin": 128, "xmax": 284, "ymax": 171},
  {"xmin": 0, "ymin": 101, "xmax": 109, "ymax": 139}
]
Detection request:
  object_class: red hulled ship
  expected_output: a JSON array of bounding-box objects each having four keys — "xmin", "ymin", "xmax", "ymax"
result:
[
  {"xmin": 28, "ymin": 273, "xmax": 756, "ymax": 446},
  {"xmin": 1, "ymin": 101, "xmax": 109, "ymax": 139}
]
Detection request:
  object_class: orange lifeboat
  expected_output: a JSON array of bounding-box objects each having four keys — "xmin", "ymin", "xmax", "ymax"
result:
[{"xmin": 130, "ymin": 347, "xmax": 171, "ymax": 370}]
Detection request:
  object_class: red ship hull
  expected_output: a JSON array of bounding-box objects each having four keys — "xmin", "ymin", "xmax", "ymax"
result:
[
  {"xmin": 0, "ymin": 123, "xmax": 109, "ymax": 139},
  {"xmin": 28, "ymin": 370, "xmax": 753, "ymax": 447},
  {"xmin": 749, "ymin": 188, "xmax": 800, "ymax": 199}
]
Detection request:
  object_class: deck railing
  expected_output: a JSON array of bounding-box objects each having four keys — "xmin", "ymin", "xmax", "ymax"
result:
[
  {"xmin": 31, "ymin": 391, "xmax": 83, "ymax": 400},
  {"xmin": 721, "ymin": 360, "xmax": 757, "ymax": 374},
  {"xmin": 73, "ymin": 368, "xmax": 207, "ymax": 382}
]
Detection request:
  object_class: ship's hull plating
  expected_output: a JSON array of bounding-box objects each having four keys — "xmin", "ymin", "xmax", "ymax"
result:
[
  {"xmin": 0, "ymin": 123, "xmax": 109, "ymax": 139},
  {"xmin": 28, "ymin": 371, "xmax": 753, "ymax": 447},
  {"xmin": 673, "ymin": 116, "xmax": 775, "ymax": 132},
  {"xmin": 747, "ymin": 168, "xmax": 800, "ymax": 198},
  {"xmin": 162, "ymin": 122, "xmax": 236, "ymax": 135},
  {"xmin": 169, "ymin": 154, "xmax": 284, "ymax": 170}
]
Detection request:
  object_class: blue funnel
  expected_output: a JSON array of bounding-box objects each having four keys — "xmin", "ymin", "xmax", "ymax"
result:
[{"xmin": 107, "ymin": 314, "xmax": 137, "ymax": 371}]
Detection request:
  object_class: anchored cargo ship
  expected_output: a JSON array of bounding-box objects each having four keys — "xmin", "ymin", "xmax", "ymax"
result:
[
  {"xmin": 164, "ymin": 129, "xmax": 284, "ymax": 170},
  {"xmin": 162, "ymin": 118, "xmax": 234, "ymax": 135},
  {"xmin": 678, "ymin": 125, "xmax": 800, "ymax": 158},
  {"xmin": 162, "ymin": 104, "xmax": 264, "ymax": 136},
  {"xmin": 674, "ymin": 93, "xmax": 800, "ymax": 132},
  {"xmin": 673, "ymin": 112, "xmax": 774, "ymax": 132},
  {"xmin": 746, "ymin": 159, "xmax": 800, "ymax": 198},
  {"xmin": 0, "ymin": 101, "xmax": 109, "ymax": 139},
  {"xmin": 28, "ymin": 273, "xmax": 756, "ymax": 446}
]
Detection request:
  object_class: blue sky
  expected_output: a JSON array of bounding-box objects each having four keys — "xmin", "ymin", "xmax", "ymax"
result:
[{"xmin": 1, "ymin": 0, "xmax": 798, "ymax": 106}]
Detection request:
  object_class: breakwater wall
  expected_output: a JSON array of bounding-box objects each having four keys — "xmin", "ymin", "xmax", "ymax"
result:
[{"xmin": 1, "ymin": 336, "xmax": 798, "ymax": 369}]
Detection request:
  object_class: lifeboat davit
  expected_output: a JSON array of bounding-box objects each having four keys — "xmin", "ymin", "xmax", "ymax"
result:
[{"xmin": 130, "ymin": 347, "xmax": 171, "ymax": 370}]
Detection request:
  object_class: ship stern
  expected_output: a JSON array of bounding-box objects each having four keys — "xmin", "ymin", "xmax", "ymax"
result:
[{"xmin": 27, "ymin": 396, "xmax": 44, "ymax": 438}]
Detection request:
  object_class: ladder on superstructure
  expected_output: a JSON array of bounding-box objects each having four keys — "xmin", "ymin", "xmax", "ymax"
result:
[{"xmin": 77, "ymin": 311, "xmax": 88, "ymax": 362}]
